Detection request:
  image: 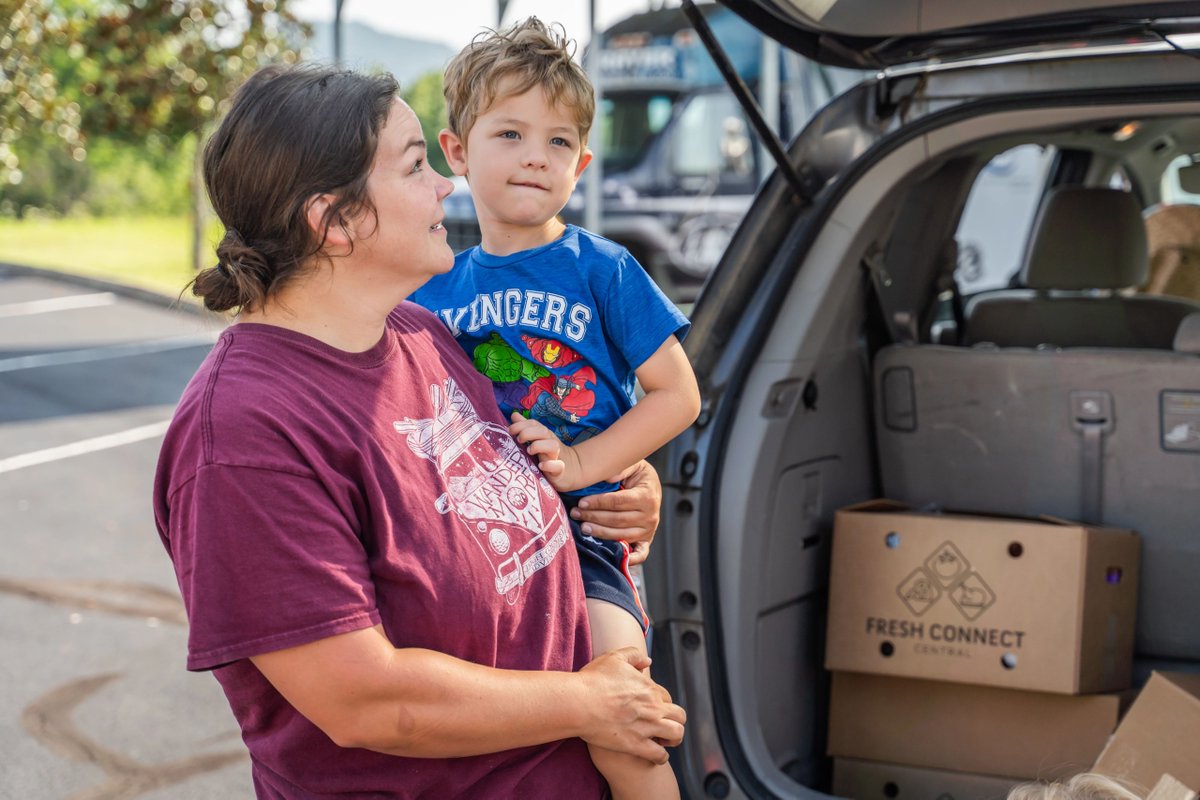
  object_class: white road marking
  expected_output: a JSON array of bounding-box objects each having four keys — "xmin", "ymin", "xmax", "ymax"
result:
[
  {"xmin": 0, "ymin": 420, "xmax": 172, "ymax": 475},
  {"xmin": 0, "ymin": 292, "xmax": 118, "ymax": 318},
  {"xmin": 0, "ymin": 332, "xmax": 220, "ymax": 373}
]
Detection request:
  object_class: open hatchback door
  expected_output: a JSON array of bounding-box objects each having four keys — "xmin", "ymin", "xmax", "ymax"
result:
[{"xmin": 647, "ymin": 1, "xmax": 1200, "ymax": 797}]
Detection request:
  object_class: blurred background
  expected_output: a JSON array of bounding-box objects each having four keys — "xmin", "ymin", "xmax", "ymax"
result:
[{"xmin": 0, "ymin": 0, "xmax": 660, "ymax": 298}]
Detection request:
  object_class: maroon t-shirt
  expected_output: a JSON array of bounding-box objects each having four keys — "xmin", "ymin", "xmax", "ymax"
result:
[{"xmin": 153, "ymin": 303, "xmax": 604, "ymax": 799}]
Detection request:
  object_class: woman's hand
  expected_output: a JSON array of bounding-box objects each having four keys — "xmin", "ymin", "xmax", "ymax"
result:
[
  {"xmin": 577, "ymin": 646, "xmax": 686, "ymax": 764},
  {"xmin": 570, "ymin": 460, "xmax": 662, "ymax": 565}
]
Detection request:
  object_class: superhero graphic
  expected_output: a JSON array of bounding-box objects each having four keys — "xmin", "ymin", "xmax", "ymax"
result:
[
  {"xmin": 521, "ymin": 367, "xmax": 602, "ymax": 443},
  {"xmin": 469, "ymin": 331, "xmax": 602, "ymax": 443},
  {"xmin": 471, "ymin": 332, "xmax": 550, "ymax": 415},
  {"xmin": 393, "ymin": 378, "xmax": 570, "ymax": 603},
  {"xmin": 521, "ymin": 334, "xmax": 582, "ymax": 368}
]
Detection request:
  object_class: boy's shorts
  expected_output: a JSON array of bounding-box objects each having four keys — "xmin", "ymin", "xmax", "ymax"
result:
[{"xmin": 563, "ymin": 498, "xmax": 649, "ymax": 633}]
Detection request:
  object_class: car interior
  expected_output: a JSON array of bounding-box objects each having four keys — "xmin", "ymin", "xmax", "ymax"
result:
[{"xmin": 686, "ymin": 101, "xmax": 1200, "ymax": 794}]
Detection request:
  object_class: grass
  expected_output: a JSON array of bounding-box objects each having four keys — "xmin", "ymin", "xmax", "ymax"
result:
[{"xmin": 0, "ymin": 215, "xmax": 212, "ymax": 298}]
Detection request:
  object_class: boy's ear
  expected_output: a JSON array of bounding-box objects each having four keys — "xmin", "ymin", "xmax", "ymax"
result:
[
  {"xmin": 438, "ymin": 129, "xmax": 469, "ymax": 177},
  {"xmin": 304, "ymin": 193, "xmax": 353, "ymax": 249},
  {"xmin": 574, "ymin": 148, "xmax": 594, "ymax": 180}
]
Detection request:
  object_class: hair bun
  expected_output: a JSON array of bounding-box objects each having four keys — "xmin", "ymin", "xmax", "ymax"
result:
[{"xmin": 215, "ymin": 227, "xmax": 270, "ymax": 277}]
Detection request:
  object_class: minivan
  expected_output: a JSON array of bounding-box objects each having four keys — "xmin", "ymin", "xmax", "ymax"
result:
[{"xmin": 647, "ymin": 1, "xmax": 1200, "ymax": 796}]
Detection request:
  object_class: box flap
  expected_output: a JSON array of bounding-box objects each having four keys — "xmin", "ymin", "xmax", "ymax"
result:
[
  {"xmin": 1147, "ymin": 775, "xmax": 1199, "ymax": 800},
  {"xmin": 1094, "ymin": 671, "xmax": 1200, "ymax": 790}
]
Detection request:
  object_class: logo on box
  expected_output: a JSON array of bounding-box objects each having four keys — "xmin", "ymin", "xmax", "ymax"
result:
[{"xmin": 896, "ymin": 540, "xmax": 996, "ymax": 620}]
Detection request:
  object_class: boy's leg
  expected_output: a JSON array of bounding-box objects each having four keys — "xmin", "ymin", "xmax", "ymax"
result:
[{"xmin": 586, "ymin": 598, "xmax": 681, "ymax": 800}]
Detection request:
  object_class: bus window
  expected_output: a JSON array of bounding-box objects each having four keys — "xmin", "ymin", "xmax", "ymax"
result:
[{"xmin": 598, "ymin": 93, "xmax": 677, "ymax": 175}]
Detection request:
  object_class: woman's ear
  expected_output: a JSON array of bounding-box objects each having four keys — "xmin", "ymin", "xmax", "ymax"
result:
[
  {"xmin": 439, "ymin": 129, "xmax": 469, "ymax": 177},
  {"xmin": 304, "ymin": 193, "xmax": 353, "ymax": 250}
]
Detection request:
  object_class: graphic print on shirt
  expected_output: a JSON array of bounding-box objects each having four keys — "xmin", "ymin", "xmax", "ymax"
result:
[
  {"xmin": 469, "ymin": 330, "xmax": 601, "ymax": 444},
  {"xmin": 520, "ymin": 367, "xmax": 601, "ymax": 444},
  {"xmin": 522, "ymin": 334, "xmax": 582, "ymax": 368},
  {"xmin": 393, "ymin": 378, "xmax": 570, "ymax": 603}
]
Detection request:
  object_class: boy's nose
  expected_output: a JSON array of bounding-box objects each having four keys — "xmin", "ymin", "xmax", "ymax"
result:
[{"xmin": 522, "ymin": 145, "xmax": 549, "ymax": 168}]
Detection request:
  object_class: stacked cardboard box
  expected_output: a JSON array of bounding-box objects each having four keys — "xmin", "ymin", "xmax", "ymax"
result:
[{"xmin": 824, "ymin": 500, "xmax": 1141, "ymax": 798}]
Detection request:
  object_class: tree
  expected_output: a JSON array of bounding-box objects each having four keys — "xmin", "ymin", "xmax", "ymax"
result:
[
  {"xmin": 1, "ymin": 1, "xmax": 308, "ymax": 262},
  {"xmin": 2, "ymin": 1, "xmax": 308, "ymax": 174}
]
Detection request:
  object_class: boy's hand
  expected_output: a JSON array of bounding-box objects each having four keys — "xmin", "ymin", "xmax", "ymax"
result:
[{"xmin": 510, "ymin": 412, "xmax": 582, "ymax": 491}]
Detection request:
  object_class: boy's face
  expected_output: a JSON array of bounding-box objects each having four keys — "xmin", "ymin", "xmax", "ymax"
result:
[{"xmin": 440, "ymin": 84, "xmax": 592, "ymax": 248}]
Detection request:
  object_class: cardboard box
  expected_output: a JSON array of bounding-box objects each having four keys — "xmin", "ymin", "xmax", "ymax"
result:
[
  {"xmin": 828, "ymin": 671, "xmax": 1125, "ymax": 779},
  {"xmin": 832, "ymin": 758, "xmax": 1017, "ymax": 800},
  {"xmin": 825, "ymin": 500, "xmax": 1140, "ymax": 693},
  {"xmin": 1094, "ymin": 672, "xmax": 1200, "ymax": 792},
  {"xmin": 1147, "ymin": 775, "xmax": 1199, "ymax": 800}
]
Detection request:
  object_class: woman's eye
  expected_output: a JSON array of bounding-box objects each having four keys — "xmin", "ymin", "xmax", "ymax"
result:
[{"xmin": 410, "ymin": 158, "xmax": 424, "ymax": 173}]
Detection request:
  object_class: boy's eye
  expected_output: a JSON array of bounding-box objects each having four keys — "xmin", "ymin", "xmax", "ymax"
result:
[
  {"xmin": 551, "ymin": 137, "xmax": 571, "ymax": 147},
  {"xmin": 500, "ymin": 130, "xmax": 519, "ymax": 140}
]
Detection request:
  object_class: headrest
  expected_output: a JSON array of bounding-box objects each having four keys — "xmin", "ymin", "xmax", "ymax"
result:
[
  {"xmin": 1020, "ymin": 187, "xmax": 1148, "ymax": 290},
  {"xmin": 1175, "ymin": 312, "xmax": 1200, "ymax": 354}
]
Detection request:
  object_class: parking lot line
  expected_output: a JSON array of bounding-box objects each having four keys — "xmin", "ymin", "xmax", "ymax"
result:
[
  {"xmin": 0, "ymin": 420, "xmax": 172, "ymax": 475},
  {"xmin": 0, "ymin": 292, "xmax": 118, "ymax": 318},
  {"xmin": 0, "ymin": 332, "xmax": 220, "ymax": 373}
]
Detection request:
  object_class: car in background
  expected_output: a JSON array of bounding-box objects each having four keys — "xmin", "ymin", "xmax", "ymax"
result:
[{"xmin": 645, "ymin": 1, "xmax": 1200, "ymax": 796}]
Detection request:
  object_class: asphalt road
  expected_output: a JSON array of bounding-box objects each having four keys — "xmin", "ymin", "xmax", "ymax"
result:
[{"xmin": 0, "ymin": 267, "xmax": 254, "ymax": 799}]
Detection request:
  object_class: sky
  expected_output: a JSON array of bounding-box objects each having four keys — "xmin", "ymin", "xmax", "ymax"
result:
[{"xmin": 290, "ymin": 0, "xmax": 669, "ymax": 52}]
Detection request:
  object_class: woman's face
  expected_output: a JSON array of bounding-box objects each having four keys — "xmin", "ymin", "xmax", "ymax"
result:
[{"xmin": 353, "ymin": 100, "xmax": 455, "ymax": 289}]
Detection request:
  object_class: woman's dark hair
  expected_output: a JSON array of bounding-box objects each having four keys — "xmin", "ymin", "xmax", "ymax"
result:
[{"xmin": 191, "ymin": 64, "xmax": 399, "ymax": 313}]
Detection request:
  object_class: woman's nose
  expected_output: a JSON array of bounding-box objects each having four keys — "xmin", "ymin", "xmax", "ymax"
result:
[{"xmin": 436, "ymin": 171, "xmax": 454, "ymax": 200}]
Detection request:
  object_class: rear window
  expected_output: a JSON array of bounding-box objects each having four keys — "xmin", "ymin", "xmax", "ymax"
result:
[{"xmin": 955, "ymin": 145, "xmax": 1057, "ymax": 294}]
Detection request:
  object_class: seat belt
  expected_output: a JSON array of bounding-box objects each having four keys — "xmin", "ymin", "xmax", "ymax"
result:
[
  {"xmin": 1070, "ymin": 391, "xmax": 1114, "ymax": 524},
  {"xmin": 863, "ymin": 248, "xmax": 917, "ymax": 344}
]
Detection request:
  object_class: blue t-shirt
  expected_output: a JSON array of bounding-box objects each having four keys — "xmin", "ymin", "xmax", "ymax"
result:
[{"xmin": 411, "ymin": 225, "xmax": 690, "ymax": 496}]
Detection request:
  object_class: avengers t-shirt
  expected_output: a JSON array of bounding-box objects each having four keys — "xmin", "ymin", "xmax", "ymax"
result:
[{"xmin": 411, "ymin": 225, "xmax": 689, "ymax": 495}]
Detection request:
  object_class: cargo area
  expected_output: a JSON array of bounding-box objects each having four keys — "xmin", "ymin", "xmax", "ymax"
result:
[{"xmin": 654, "ymin": 48, "xmax": 1200, "ymax": 797}]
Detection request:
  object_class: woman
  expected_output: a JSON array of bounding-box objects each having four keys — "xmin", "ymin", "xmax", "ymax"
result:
[{"xmin": 152, "ymin": 64, "xmax": 684, "ymax": 798}]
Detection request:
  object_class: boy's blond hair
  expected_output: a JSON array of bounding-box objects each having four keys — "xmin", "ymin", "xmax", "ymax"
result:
[
  {"xmin": 1008, "ymin": 773, "xmax": 1144, "ymax": 800},
  {"xmin": 443, "ymin": 17, "xmax": 595, "ymax": 147}
]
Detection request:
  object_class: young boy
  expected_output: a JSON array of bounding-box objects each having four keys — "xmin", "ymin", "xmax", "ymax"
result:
[{"xmin": 410, "ymin": 17, "xmax": 699, "ymax": 800}]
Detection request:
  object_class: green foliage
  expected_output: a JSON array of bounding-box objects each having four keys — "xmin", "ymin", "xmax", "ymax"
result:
[
  {"xmin": 0, "ymin": 129, "xmax": 194, "ymax": 217},
  {"xmin": 0, "ymin": 0, "xmax": 308, "ymax": 213},
  {"xmin": 401, "ymin": 68, "xmax": 450, "ymax": 177}
]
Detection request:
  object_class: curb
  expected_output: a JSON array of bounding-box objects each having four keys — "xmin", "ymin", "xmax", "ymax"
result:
[{"xmin": 0, "ymin": 261, "xmax": 220, "ymax": 319}]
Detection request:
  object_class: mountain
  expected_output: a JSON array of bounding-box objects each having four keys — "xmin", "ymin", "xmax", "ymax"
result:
[{"xmin": 304, "ymin": 21, "xmax": 456, "ymax": 87}]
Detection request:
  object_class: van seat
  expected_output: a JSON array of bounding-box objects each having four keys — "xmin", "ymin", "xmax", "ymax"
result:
[
  {"xmin": 875, "ymin": 342, "xmax": 1200, "ymax": 660},
  {"xmin": 964, "ymin": 187, "xmax": 1200, "ymax": 348}
]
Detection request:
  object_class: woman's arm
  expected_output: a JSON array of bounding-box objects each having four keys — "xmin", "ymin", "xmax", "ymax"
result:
[{"xmin": 251, "ymin": 624, "xmax": 685, "ymax": 761}]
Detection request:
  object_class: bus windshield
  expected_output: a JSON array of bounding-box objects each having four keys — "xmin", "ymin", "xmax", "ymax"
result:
[{"xmin": 597, "ymin": 91, "xmax": 678, "ymax": 174}]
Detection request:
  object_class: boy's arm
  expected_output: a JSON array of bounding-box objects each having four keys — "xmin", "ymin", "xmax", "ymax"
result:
[{"xmin": 559, "ymin": 336, "xmax": 700, "ymax": 493}]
